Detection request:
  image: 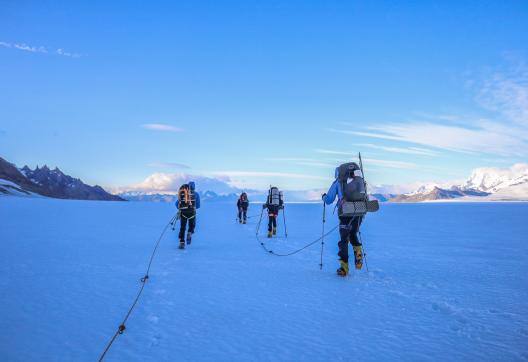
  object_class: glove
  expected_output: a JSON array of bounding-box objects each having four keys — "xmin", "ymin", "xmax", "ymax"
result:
[
  {"xmin": 321, "ymin": 193, "xmax": 327, "ymax": 201},
  {"xmin": 262, "ymin": 204, "xmax": 267, "ymax": 209}
]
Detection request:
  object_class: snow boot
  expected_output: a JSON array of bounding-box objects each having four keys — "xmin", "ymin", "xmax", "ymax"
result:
[
  {"xmin": 272, "ymin": 227, "xmax": 277, "ymax": 235},
  {"xmin": 243, "ymin": 219, "xmax": 247, "ymax": 224},
  {"xmin": 186, "ymin": 232, "xmax": 193, "ymax": 245},
  {"xmin": 267, "ymin": 230, "xmax": 272, "ymax": 238},
  {"xmin": 239, "ymin": 219, "xmax": 242, "ymax": 224},
  {"xmin": 336, "ymin": 260, "xmax": 349, "ymax": 277},
  {"xmin": 353, "ymin": 245, "xmax": 363, "ymax": 270},
  {"xmin": 179, "ymin": 240, "xmax": 185, "ymax": 249}
]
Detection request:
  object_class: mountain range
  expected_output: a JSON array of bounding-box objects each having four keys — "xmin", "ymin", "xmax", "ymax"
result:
[
  {"xmin": 2, "ymin": 155, "xmax": 527, "ymax": 203},
  {"xmin": 389, "ymin": 163, "xmax": 528, "ymax": 202},
  {"xmin": 0, "ymin": 157, "xmax": 124, "ymax": 201}
]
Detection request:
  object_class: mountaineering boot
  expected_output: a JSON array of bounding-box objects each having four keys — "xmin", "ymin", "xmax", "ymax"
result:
[
  {"xmin": 267, "ymin": 230, "xmax": 272, "ymax": 238},
  {"xmin": 239, "ymin": 218, "xmax": 242, "ymax": 224},
  {"xmin": 353, "ymin": 245, "xmax": 363, "ymax": 270},
  {"xmin": 272, "ymin": 227, "xmax": 277, "ymax": 235},
  {"xmin": 179, "ymin": 240, "xmax": 185, "ymax": 249},
  {"xmin": 243, "ymin": 219, "xmax": 247, "ymax": 224},
  {"xmin": 186, "ymin": 232, "xmax": 193, "ymax": 245},
  {"xmin": 336, "ymin": 260, "xmax": 349, "ymax": 277}
]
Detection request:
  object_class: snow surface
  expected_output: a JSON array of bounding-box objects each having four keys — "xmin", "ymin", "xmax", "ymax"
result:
[
  {"xmin": 0, "ymin": 178, "xmax": 40, "ymax": 198},
  {"xmin": 0, "ymin": 178, "xmax": 20, "ymax": 188},
  {"xmin": 1, "ymin": 198, "xmax": 527, "ymax": 361}
]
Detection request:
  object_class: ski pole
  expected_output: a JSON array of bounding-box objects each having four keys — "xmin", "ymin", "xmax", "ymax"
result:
[
  {"xmin": 319, "ymin": 200, "xmax": 326, "ymax": 270},
  {"xmin": 282, "ymin": 206, "xmax": 288, "ymax": 238},
  {"xmin": 359, "ymin": 231, "xmax": 369, "ymax": 272}
]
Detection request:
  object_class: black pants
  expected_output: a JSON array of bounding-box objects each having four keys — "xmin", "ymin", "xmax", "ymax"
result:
[
  {"xmin": 268, "ymin": 215, "xmax": 277, "ymax": 231},
  {"xmin": 238, "ymin": 207, "xmax": 248, "ymax": 221},
  {"xmin": 338, "ymin": 216, "xmax": 362, "ymax": 263},
  {"xmin": 179, "ymin": 210, "xmax": 196, "ymax": 241},
  {"xmin": 267, "ymin": 206, "xmax": 280, "ymax": 231}
]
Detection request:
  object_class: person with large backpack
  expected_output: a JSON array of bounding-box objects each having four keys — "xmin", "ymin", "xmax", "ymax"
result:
[
  {"xmin": 175, "ymin": 181, "xmax": 201, "ymax": 249},
  {"xmin": 322, "ymin": 163, "xmax": 367, "ymax": 276},
  {"xmin": 262, "ymin": 186, "xmax": 284, "ymax": 238},
  {"xmin": 237, "ymin": 192, "xmax": 249, "ymax": 224}
]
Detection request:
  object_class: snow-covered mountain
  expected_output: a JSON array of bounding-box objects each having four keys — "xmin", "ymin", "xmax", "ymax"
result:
[
  {"xmin": 120, "ymin": 191, "xmax": 240, "ymax": 203},
  {"xmin": 391, "ymin": 164, "xmax": 528, "ymax": 202},
  {"xmin": 461, "ymin": 163, "xmax": 528, "ymax": 193},
  {"xmin": 0, "ymin": 156, "xmax": 124, "ymax": 201}
]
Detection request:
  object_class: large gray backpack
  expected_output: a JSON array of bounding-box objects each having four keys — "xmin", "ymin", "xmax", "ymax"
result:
[
  {"xmin": 268, "ymin": 187, "xmax": 282, "ymax": 206},
  {"xmin": 336, "ymin": 162, "xmax": 378, "ymax": 216},
  {"xmin": 337, "ymin": 163, "xmax": 366, "ymax": 202}
]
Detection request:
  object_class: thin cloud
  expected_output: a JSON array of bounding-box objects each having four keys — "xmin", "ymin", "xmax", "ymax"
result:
[
  {"xmin": 262, "ymin": 157, "xmax": 319, "ymax": 162},
  {"xmin": 356, "ymin": 143, "xmax": 440, "ymax": 156},
  {"xmin": 261, "ymin": 157, "xmax": 336, "ymax": 169},
  {"xmin": 147, "ymin": 162, "xmax": 190, "ymax": 169},
  {"xmin": 296, "ymin": 161, "xmax": 336, "ymax": 168},
  {"xmin": 329, "ymin": 121, "xmax": 526, "ymax": 157},
  {"xmin": 212, "ymin": 171, "xmax": 330, "ymax": 181},
  {"xmin": 314, "ymin": 148, "xmax": 355, "ymax": 156},
  {"xmin": 142, "ymin": 123, "xmax": 184, "ymax": 132},
  {"xmin": 314, "ymin": 149, "xmax": 416, "ymax": 169},
  {"xmin": 329, "ymin": 65, "xmax": 528, "ymax": 157},
  {"xmin": 0, "ymin": 41, "xmax": 80, "ymax": 57},
  {"xmin": 476, "ymin": 64, "xmax": 528, "ymax": 127},
  {"xmin": 363, "ymin": 158, "xmax": 417, "ymax": 169}
]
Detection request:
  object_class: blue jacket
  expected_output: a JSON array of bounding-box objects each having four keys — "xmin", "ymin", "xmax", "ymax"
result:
[
  {"xmin": 175, "ymin": 181, "xmax": 201, "ymax": 209},
  {"xmin": 323, "ymin": 180, "xmax": 342, "ymax": 205}
]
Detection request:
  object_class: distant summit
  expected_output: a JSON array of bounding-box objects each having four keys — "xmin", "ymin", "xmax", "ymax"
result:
[
  {"xmin": 390, "ymin": 164, "xmax": 528, "ymax": 202},
  {"xmin": 0, "ymin": 156, "xmax": 125, "ymax": 201}
]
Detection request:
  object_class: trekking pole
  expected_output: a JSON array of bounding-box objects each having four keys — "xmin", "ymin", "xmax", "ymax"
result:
[
  {"xmin": 282, "ymin": 207, "xmax": 288, "ymax": 238},
  {"xmin": 359, "ymin": 231, "xmax": 369, "ymax": 272},
  {"xmin": 319, "ymin": 200, "xmax": 326, "ymax": 270}
]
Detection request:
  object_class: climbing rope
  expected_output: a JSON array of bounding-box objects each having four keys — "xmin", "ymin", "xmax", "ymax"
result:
[
  {"xmin": 255, "ymin": 207, "xmax": 338, "ymax": 257},
  {"xmin": 98, "ymin": 212, "xmax": 178, "ymax": 362}
]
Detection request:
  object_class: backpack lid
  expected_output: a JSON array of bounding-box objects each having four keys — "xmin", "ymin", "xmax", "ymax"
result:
[{"xmin": 336, "ymin": 163, "xmax": 360, "ymax": 181}]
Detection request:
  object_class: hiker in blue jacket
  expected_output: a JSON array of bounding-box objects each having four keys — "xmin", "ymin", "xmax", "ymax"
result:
[
  {"xmin": 322, "ymin": 165, "xmax": 365, "ymax": 276},
  {"xmin": 176, "ymin": 181, "xmax": 201, "ymax": 249}
]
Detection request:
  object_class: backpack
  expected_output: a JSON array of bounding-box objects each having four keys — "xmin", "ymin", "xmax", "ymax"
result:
[
  {"xmin": 337, "ymin": 163, "xmax": 366, "ymax": 202},
  {"xmin": 268, "ymin": 187, "xmax": 281, "ymax": 206},
  {"xmin": 178, "ymin": 184, "xmax": 196, "ymax": 210}
]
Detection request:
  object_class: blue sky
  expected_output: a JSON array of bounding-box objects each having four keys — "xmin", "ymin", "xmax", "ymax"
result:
[{"xmin": 1, "ymin": 1, "xmax": 527, "ymax": 192}]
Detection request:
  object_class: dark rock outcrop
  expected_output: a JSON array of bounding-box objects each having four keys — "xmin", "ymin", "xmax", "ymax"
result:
[{"xmin": 0, "ymin": 156, "xmax": 125, "ymax": 201}]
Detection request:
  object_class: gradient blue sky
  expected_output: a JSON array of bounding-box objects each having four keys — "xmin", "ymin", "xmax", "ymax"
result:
[{"xmin": 1, "ymin": 1, "xmax": 527, "ymax": 191}]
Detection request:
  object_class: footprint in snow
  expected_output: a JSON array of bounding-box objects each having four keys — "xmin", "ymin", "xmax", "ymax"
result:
[
  {"xmin": 147, "ymin": 314, "xmax": 159, "ymax": 323},
  {"xmin": 149, "ymin": 334, "xmax": 162, "ymax": 347}
]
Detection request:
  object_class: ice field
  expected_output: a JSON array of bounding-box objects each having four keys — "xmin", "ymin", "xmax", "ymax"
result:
[{"xmin": 1, "ymin": 197, "xmax": 527, "ymax": 361}]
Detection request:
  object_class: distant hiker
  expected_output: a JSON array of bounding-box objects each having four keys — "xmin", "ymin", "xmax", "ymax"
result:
[
  {"xmin": 262, "ymin": 186, "xmax": 284, "ymax": 238},
  {"xmin": 176, "ymin": 181, "xmax": 201, "ymax": 249},
  {"xmin": 237, "ymin": 192, "xmax": 249, "ymax": 224},
  {"xmin": 323, "ymin": 163, "xmax": 367, "ymax": 276}
]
